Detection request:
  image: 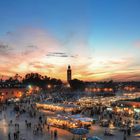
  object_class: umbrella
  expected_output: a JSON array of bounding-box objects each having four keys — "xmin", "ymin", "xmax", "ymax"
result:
[
  {"xmin": 71, "ymin": 128, "xmax": 89, "ymax": 135},
  {"xmin": 133, "ymin": 125, "xmax": 140, "ymax": 132},
  {"xmin": 86, "ymin": 136, "xmax": 102, "ymax": 140},
  {"xmin": 134, "ymin": 133, "xmax": 140, "ymax": 137}
]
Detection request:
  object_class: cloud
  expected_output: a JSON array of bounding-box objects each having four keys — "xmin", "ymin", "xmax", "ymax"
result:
[
  {"xmin": 0, "ymin": 27, "xmax": 140, "ymax": 81},
  {"xmin": 133, "ymin": 40, "xmax": 140, "ymax": 48},
  {"xmin": 29, "ymin": 61, "xmax": 55, "ymax": 69},
  {"xmin": 47, "ymin": 52, "xmax": 68, "ymax": 57},
  {"xmin": 27, "ymin": 45, "xmax": 38, "ymax": 48},
  {"xmin": 0, "ymin": 43, "xmax": 13, "ymax": 57},
  {"xmin": 21, "ymin": 45, "xmax": 38, "ymax": 55},
  {"xmin": 6, "ymin": 31, "xmax": 13, "ymax": 36},
  {"xmin": 0, "ymin": 44, "xmax": 8, "ymax": 49},
  {"xmin": 46, "ymin": 52, "xmax": 78, "ymax": 58},
  {"xmin": 110, "ymin": 72, "xmax": 140, "ymax": 81},
  {"xmin": 70, "ymin": 55, "xmax": 78, "ymax": 58}
]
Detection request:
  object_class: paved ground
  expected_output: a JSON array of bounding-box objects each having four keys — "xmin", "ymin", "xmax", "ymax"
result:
[{"xmin": 0, "ymin": 106, "xmax": 139, "ymax": 140}]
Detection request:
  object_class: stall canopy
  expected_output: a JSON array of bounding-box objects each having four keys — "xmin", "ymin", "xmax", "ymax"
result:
[
  {"xmin": 86, "ymin": 136, "xmax": 102, "ymax": 140},
  {"xmin": 71, "ymin": 128, "xmax": 89, "ymax": 135}
]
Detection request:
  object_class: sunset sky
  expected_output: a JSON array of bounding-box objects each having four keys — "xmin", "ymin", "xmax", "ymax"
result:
[{"xmin": 0, "ymin": 0, "xmax": 140, "ymax": 81}]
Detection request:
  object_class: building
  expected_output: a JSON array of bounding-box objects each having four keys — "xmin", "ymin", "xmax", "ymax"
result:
[
  {"xmin": 67, "ymin": 65, "xmax": 72, "ymax": 83},
  {"xmin": 0, "ymin": 88, "xmax": 26, "ymax": 103}
]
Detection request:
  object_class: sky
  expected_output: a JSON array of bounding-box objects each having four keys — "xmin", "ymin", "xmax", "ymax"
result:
[{"xmin": 0, "ymin": 0, "xmax": 140, "ymax": 81}]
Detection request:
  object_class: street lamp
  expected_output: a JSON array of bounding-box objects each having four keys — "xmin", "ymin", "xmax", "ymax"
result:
[
  {"xmin": 28, "ymin": 85, "xmax": 32, "ymax": 89},
  {"xmin": 47, "ymin": 84, "xmax": 51, "ymax": 89}
]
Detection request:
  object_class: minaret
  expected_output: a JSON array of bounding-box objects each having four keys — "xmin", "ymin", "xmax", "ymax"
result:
[{"xmin": 67, "ymin": 65, "xmax": 72, "ymax": 83}]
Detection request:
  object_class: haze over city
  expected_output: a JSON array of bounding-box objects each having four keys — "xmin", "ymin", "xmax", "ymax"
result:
[{"xmin": 0, "ymin": 0, "xmax": 140, "ymax": 81}]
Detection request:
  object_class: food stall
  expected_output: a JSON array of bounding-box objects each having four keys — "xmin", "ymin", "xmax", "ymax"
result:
[
  {"xmin": 47, "ymin": 116, "xmax": 79, "ymax": 129},
  {"xmin": 47, "ymin": 114, "xmax": 93, "ymax": 130},
  {"xmin": 71, "ymin": 115, "xmax": 93, "ymax": 127},
  {"xmin": 36, "ymin": 102, "xmax": 80, "ymax": 112}
]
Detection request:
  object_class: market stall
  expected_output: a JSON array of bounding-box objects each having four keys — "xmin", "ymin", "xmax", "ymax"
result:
[
  {"xmin": 36, "ymin": 102, "xmax": 80, "ymax": 112},
  {"xmin": 47, "ymin": 116, "xmax": 79, "ymax": 129},
  {"xmin": 71, "ymin": 115, "xmax": 93, "ymax": 127}
]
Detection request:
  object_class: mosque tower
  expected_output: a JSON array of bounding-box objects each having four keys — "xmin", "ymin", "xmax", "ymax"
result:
[{"xmin": 67, "ymin": 65, "xmax": 72, "ymax": 83}]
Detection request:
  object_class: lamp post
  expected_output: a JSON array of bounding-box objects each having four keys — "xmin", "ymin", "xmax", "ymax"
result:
[{"xmin": 47, "ymin": 84, "xmax": 51, "ymax": 89}]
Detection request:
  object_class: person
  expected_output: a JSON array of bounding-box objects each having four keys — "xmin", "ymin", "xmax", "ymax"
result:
[
  {"xmin": 8, "ymin": 132, "xmax": 11, "ymax": 140},
  {"xmin": 25, "ymin": 120, "xmax": 27, "ymax": 126},
  {"xmin": 104, "ymin": 128, "xmax": 107, "ymax": 134},
  {"xmin": 54, "ymin": 129, "xmax": 57, "ymax": 138},
  {"xmin": 72, "ymin": 135, "xmax": 75, "ymax": 140},
  {"xmin": 16, "ymin": 130, "xmax": 20, "ymax": 139},
  {"xmin": 4, "ymin": 113, "xmax": 6, "ymax": 119},
  {"xmin": 17, "ymin": 123, "xmax": 19, "ymax": 129},
  {"xmin": 127, "ymin": 127, "xmax": 131, "ymax": 136},
  {"xmin": 10, "ymin": 120, "xmax": 13, "ymax": 126},
  {"xmin": 47, "ymin": 125, "xmax": 50, "ymax": 132},
  {"xmin": 51, "ymin": 130, "xmax": 53, "ymax": 139},
  {"xmin": 123, "ymin": 132, "xmax": 127, "ymax": 140},
  {"xmin": 14, "ymin": 132, "xmax": 16, "ymax": 140}
]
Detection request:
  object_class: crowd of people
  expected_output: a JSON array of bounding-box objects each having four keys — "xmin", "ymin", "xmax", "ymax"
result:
[
  {"xmin": 0, "ymin": 101, "xmax": 59, "ymax": 140},
  {"xmin": 0, "ymin": 92, "xmax": 139, "ymax": 140},
  {"xmin": 79, "ymin": 105, "xmax": 137, "ymax": 140}
]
